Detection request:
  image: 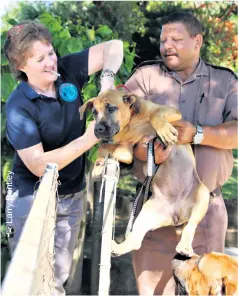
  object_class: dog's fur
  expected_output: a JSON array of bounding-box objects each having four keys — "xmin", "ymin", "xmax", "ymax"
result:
[
  {"xmin": 172, "ymin": 252, "xmax": 238, "ymax": 295},
  {"xmin": 80, "ymin": 90, "xmax": 210, "ymax": 256}
]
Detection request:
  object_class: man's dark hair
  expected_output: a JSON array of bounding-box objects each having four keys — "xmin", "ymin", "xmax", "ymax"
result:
[{"xmin": 161, "ymin": 11, "xmax": 203, "ymax": 37}]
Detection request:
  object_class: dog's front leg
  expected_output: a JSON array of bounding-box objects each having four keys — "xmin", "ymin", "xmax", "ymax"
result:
[
  {"xmin": 92, "ymin": 143, "xmax": 118, "ymax": 180},
  {"xmin": 112, "ymin": 198, "xmax": 173, "ymax": 256},
  {"xmin": 112, "ymin": 143, "xmax": 133, "ymax": 164},
  {"xmin": 150, "ymin": 106, "xmax": 182, "ymax": 146},
  {"xmin": 176, "ymin": 183, "xmax": 210, "ymax": 256}
]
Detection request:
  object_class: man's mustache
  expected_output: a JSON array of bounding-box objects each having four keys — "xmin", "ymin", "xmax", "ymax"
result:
[{"xmin": 164, "ymin": 52, "xmax": 178, "ymax": 57}]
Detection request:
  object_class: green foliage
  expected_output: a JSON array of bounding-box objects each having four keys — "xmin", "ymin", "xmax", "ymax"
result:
[
  {"xmin": 49, "ymin": 1, "xmax": 146, "ymax": 42},
  {"xmin": 2, "ymin": 156, "xmax": 13, "ymax": 183},
  {"xmin": 222, "ymin": 149, "xmax": 238, "ymax": 199},
  {"xmin": 1, "ymin": 73, "xmax": 18, "ymax": 103}
]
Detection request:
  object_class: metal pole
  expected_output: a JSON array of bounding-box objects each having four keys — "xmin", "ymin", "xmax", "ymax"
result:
[{"xmin": 98, "ymin": 158, "xmax": 120, "ymax": 296}]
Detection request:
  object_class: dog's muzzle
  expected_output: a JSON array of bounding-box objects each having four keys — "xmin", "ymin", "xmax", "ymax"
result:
[{"xmin": 94, "ymin": 122, "xmax": 120, "ymax": 140}]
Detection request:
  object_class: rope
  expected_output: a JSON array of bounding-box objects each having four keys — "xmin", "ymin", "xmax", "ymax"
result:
[{"xmin": 125, "ymin": 140, "xmax": 159, "ymax": 237}]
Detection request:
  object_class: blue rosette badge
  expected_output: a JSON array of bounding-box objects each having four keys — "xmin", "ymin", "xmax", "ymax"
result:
[{"xmin": 59, "ymin": 83, "xmax": 78, "ymax": 102}]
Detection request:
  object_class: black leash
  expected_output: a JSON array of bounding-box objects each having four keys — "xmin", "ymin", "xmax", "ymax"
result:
[{"xmin": 125, "ymin": 138, "xmax": 159, "ymax": 237}]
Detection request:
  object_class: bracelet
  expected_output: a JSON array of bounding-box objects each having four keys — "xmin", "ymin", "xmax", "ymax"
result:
[{"xmin": 100, "ymin": 69, "xmax": 115, "ymax": 82}]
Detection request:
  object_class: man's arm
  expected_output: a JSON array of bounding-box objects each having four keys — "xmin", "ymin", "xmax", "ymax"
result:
[
  {"xmin": 172, "ymin": 120, "xmax": 238, "ymax": 149},
  {"xmin": 202, "ymin": 121, "xmax": 237, "ymax": 149}
]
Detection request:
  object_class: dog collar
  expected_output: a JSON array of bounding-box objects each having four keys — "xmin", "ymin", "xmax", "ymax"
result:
[{"xmin": 130, "ymin": 109, "xmax": 135, "ymax": 118}]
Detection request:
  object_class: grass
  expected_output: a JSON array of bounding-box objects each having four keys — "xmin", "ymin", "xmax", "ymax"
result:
[{"xmin": 222, "ymin": 149, "xmax": 238, "ymax": 199}]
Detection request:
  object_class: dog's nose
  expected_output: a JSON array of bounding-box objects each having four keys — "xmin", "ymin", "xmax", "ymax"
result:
[
  {"xmin": 95, "ymin": 123, "xmax": 111, "ymax": 134},
  {"xmin": 95, "ymin": 123, "xmax": 106, "ymax": 133}
]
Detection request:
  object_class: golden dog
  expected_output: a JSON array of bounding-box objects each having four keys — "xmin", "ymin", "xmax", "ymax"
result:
[
  {"xmin": 172, "ymin": 252, "xmax": 238, "ymax": 295},
  {"xmin": 80, "ymin": 90, "xmax": 210, "ymax": 256}
]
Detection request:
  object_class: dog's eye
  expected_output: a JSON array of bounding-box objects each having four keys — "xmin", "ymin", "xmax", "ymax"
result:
[
  {"xmin": 108, "ymin": 106, "xmax": 117, "ymax": 113},
  {"xmin": 92, "ymin": 109, "xmax": 98, "ymax": 116}
]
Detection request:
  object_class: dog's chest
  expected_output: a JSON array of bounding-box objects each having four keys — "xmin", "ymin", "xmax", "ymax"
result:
[{"xmin": 114, "ymin": 120, "xmax": 156, "ymax": 144}]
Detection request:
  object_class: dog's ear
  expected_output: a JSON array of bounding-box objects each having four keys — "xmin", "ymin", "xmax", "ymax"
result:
[
  {"xmin": 122, "ymin": 93, "xmax": 141, "ymax": 114},
  {"xmin": 79, "ymin": 98, "xmax": 95, "ymax": 120}
]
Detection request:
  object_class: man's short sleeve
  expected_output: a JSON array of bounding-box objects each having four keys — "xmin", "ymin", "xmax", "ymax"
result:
[
  {"xmin": 224, "ymin": 73, "xmax": 238, "ymax": 122},
  {"xmin": 125, "ymin": 67, "xmax": 151, "ymax": 96},
  {"xmin": 6, "ymin": 105, "xmax": 41, "ymax": 150},
  {"xmin": 59, "ymin": 49, "xmax": 89, "ymax": 89}
]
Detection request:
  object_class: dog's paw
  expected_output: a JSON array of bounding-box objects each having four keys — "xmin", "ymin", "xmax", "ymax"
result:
[
  {"xmin": 176, "ymin": 242, "xmax": 194, "ymax": 257},
  {"xmin": 156, "ymin": 122, "xmax": 178, "ymax": 146},
  {"xmin": 92, "ymin": 158, "xmax": 105, "ymax": 181}
]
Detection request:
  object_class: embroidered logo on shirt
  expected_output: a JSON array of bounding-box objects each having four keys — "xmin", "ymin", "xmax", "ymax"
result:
[{"xmin": 59, "ymin": 83, "xmax": 78, "ymax": 102}]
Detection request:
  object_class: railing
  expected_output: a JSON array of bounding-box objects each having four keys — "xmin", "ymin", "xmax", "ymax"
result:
[{"xmin": 2, "ymin": 163, "xmax": 59, "ymax": 296}]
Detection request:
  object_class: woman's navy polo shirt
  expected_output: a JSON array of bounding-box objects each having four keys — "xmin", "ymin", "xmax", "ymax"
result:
[{"xmin": 6, "ymin": 49, "xmax": 89, "ymax": 197}]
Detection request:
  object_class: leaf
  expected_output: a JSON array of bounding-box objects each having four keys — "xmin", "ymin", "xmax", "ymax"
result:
[
  {"xmin": 48, "ymin": 19, "xmax": 62, "ymax": 33},
  {"xmin": 7, "ymin": 19, "xmax": 18, "ymax": 26},
  {"xmin": 67, "ymin": 38, "xmax": 83, "ymax": 53},
  {"xmin": 115, "ymin": 76, "xmax": 122, "ymax": 86},
  {"xmin": 1, "ymin": 112, "xmax": 6, "ymax": 137},
  {"xmin": 124, "ymin": 52, "xmax": 135, "ymax": 73},
  {"xmin": 59, "ymin": 29, "xmax": 71, "ymax": 39},
  {"xmin": 87, "ymin": 145, "xmax": 98, "ymax": 164},
  {"xmin": 2, "ymin": 159, "xmax": 13, "ymax": 183},
  {"xmin": 1, "ymin": 246, "xmax": 11, "ymax": 280},
  {"xmin": 38, "ymin": 12, "xmax": 54, "ymax": 26},
  {"xmin": 96, "ymin": 25, "xmax": 113, "ymax": 38},
  {"xmin": 1, "ymin": 32, "xmax": 7, "ymax": 49},
  {"xmin": 38, "ymin": 13, "xmax": 62, "ymax": 33},
  {"xmin": 1, "ymin": 54, "xmax": 8, "ymax": 66},
  {"xmin": 83, "ymin": 83, "xmax": 98, "ymax": 101},
  {"xmin": 86, "ymin": 28, "xmax": 95, "ymax": 42},
  {"xmin": 1, "ymin": 73, "xmax": 18, "ymax": 103},
  {"xmin": 123, "ymin": 41, "xmax": 130, "ymax": 49},
  {"xmin": 58, "ymin": 40, "xmax": 71, "ymax": 56}
]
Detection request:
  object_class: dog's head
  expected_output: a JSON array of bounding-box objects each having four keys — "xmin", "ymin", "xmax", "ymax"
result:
[
  {"xmin": 79, "ymin": 90, "xmax": 140, "ymax": 140},
  {"xmin": 172, "ymin": 252, "xmax": 238, "ymax": 296}
]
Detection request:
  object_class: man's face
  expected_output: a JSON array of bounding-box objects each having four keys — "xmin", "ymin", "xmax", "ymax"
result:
[{"xmin": 160, "ymin": 22, "xmax": 199, "ymax": 71}]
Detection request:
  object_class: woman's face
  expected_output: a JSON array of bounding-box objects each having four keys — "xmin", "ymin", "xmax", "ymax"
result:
[{"xmin": 19, "ymin": 40, "xmax": 58, "ymax": 83}]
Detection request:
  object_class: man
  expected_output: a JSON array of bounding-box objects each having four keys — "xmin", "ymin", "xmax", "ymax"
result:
[{"xmin": 125, "ymin": 11, "xmax": 237, "ymax": 295}]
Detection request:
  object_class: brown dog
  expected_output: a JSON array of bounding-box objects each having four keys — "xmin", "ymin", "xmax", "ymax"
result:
[
  {"xmin": 172, "ymin": 252, "xmax": 238, "ymax": 295},
  {"xmin": 79, "ymin": 90, "xmax": 210, "ymax": 256}
]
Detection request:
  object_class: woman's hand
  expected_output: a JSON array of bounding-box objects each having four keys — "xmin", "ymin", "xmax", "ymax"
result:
[
  {"xmin": 134, "ymin": 135, "xmax": 172, "ymax": 164},
  {"xmin": 83, "ymin": 120, "xmax": 100, "ymax": 146}
]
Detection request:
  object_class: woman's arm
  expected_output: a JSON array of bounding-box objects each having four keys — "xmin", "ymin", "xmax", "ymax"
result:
[
  {"xmin": 17, "ymin": 121, "xmax": 99, "ymax": 177},
  {"xmin": 88, "ymin": 40, "xmax": 123, "ymax": 92}
]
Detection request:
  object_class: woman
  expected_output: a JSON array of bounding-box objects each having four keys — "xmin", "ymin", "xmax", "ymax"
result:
[{"xmin": 4, "ymin": 21, "xmax": 123, "ymax": 294}]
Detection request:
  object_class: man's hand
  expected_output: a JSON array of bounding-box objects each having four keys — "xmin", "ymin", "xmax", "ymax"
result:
[
  {"xmin": 172, "ymin": 120, "xmax": 196, "ymax": 144},
  {"xmin": 134, "ymin": 135, "xmax": 172, "ymax": 165}
]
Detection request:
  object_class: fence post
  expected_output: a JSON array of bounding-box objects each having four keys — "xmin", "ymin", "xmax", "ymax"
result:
[{"xmin": 2, "ymin": 163, "xmax": 58, "ymax": 296}]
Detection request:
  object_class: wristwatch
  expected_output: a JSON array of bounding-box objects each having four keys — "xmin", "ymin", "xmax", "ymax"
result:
[{"xmin": 192, "ymin": 125, "xmax": 204, "ymax": 144}]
